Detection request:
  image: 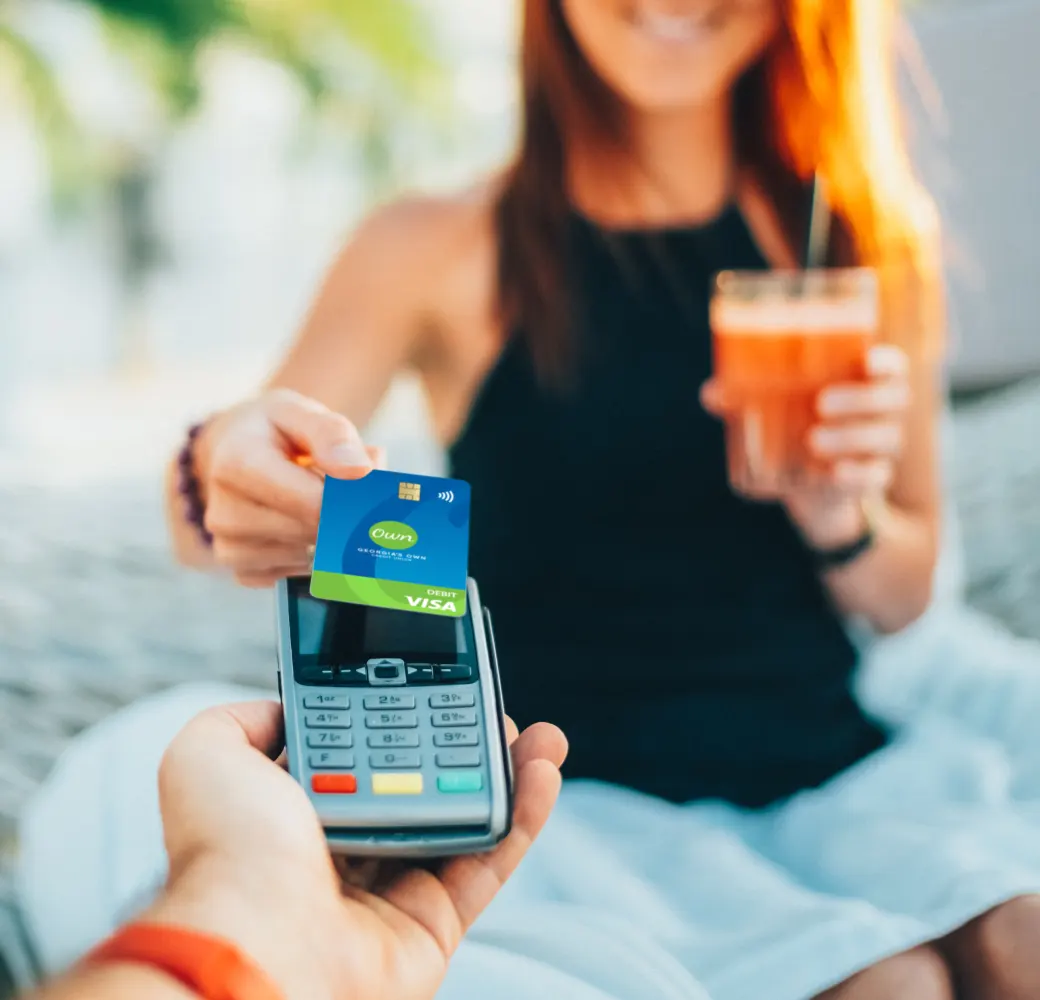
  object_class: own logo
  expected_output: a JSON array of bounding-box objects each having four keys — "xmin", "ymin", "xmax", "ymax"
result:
[{"xmin": 368, "ymin": 520, "xmax": 418, "ymax": 550}]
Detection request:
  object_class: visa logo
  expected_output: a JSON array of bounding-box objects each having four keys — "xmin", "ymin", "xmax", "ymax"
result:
[{"xmin": 406, "ymin": 596, "xmax": 458, "ymax": 612}]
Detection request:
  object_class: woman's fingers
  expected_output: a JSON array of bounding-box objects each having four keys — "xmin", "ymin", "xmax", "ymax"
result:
[
  {"xmin": 208, "ymin": 392, "xmax": 383, "ymax": 532},
  {"xmin": 212, "ymin": 539, "xmax": 312, "ymax": 574},
  {"xmin": 818, "ymin": 380, "xmax": 910, "ymax": 419},
  {"xmin": 787, "ymin": 459, "xmax": 894, "ymax": 500},
  {"xmin": 193, "ymin": 392, "xmax": 391, "ymax": 587},
  {"xmin": 206, "ymin": 485, "xmax": 315, "ymax": 580},
  {"xmin": 866, "ymin": 344, "xmax": 910, "ymax": 379},
  {"xmin": 699, "ymin": 379, "xmax": 732, "ymax": 416},
  {"xmin": 205, "ymin": 489, "xmax": 318, "ymax": 544},
  {"xmin": 267, "ymin": 389, "xmax": 373, "ymax": 480},
  {"xmin": 366, "ymin": 444, "xmax": 388, "ymax": 471},
  {"xmin": 818, "ymin": 346, "xmax": 911, "ymax": 419},
  {"xmin": 810, "ymin": 421, "xmax": 904, "ymax": 458},
  {"xmin": 211, "ymin": 445, "xmax": 326, "ymax": 530},
  {"xmin": 833, "ymin": 459, "xmax": 895, "ymax": 494}
]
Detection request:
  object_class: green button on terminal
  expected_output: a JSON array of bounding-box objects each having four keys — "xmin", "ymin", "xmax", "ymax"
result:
[{"xmin": 437, "ymin": 772, "xmax": 483, "ymax": 793}]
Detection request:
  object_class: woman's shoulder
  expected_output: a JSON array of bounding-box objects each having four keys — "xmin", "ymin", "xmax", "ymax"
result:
[
  {"xmin": 350, "ymin": 181, "xmax": 500, "ymax": 281},
  {"xmin": 344, "ymin": 181, "xmax": 503, "ymax": 349}
]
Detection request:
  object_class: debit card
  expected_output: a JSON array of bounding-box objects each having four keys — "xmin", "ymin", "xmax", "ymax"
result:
[{"xmin": 311, "ymin": 470, "xmax": 471, "ymax": 617}]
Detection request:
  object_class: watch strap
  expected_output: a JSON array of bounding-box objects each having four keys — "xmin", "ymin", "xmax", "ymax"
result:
[
  {"xmin": 809, "ymin": 499, "xmax": 880, "ymax": 571},
  {"xmin": 83, "ymin": 923, "xmax": 283, "ymax": 1000}
]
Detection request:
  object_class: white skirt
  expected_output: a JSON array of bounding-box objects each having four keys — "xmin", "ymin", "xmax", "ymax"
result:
[{"xmin": 15, "ymin": 606, "xmax": 1040, "ymax": 1000}]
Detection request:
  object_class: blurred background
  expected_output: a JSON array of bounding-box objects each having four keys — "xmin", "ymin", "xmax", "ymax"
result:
[
  {"xmin": 3, "ymin": 0, "xmax": 1040, "ymax": 987},
  {"xmin": 0, "ymin": 0, "xmax": 515, "ymax": 478},
  {"xmin": 0, "ymin": 0, "xmax": 516, "ymax": 870}
]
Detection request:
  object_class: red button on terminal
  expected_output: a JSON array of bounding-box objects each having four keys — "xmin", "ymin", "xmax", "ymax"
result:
[{"xmin": 311, "ymin": 774, "xmax": 357, "ymax": 794}]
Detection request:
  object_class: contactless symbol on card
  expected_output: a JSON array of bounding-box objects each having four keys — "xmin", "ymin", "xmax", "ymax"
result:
[{"xmin": 311, "ymin": 470, "xmax": 471, "ymax": 617}]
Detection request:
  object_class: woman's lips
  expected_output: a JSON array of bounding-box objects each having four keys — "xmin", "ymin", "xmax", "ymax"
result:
[{"xmin": 628, "ymin": 5, "xmax": 725, "ymax": 45}]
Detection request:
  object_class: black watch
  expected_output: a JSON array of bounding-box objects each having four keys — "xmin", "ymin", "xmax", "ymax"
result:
[{"xmin": 808, "ymin": 499, "xmax": 880, "ymax": 571}]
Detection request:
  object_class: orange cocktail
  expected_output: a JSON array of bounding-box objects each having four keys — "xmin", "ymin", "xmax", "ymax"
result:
[{"xmin": 710, "ymin": 269, "xmax": 879, "ymax": 498}]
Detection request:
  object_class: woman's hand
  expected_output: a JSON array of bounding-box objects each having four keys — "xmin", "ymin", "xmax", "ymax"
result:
[
  {"xmin": 148, "ymin": 701, "xmax": 567, "ymax": 1000},
  {"xmin": 781, "ymin": 344, "xmax": 910, "ymax": 547},
  {"xmin": 701, "ymin": 344, "xmax": 911, "ymax": 548},
  {"xmin": 191, "ymin": 389, "xmax": 385, "ymax": 587}
]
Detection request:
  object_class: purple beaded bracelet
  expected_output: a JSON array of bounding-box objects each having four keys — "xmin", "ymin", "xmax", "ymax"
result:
[{"xmin": 176, "ymin": 422, "xmax": 213, "ymax": 548}]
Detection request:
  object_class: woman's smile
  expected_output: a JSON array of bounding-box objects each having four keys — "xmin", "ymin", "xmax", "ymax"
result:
[
  {"xmin": 624, "ymin": 2, "xmax": 730, "ymax": 48},
  {"xmin": 563, "ymin": 0, "xmax": 779, "ymax": 111}
]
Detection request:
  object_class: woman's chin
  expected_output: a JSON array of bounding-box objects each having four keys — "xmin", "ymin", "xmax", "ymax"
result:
[
  {"xmin": 614, "ymin": 78, "xmax": 734, "ymax": 115},
  {"xmin": 599, "ymin": 40, "xmax": 764, "ymax": 114}
]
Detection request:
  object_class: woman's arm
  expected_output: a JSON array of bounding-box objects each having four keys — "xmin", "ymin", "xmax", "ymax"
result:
[
  {"xmin": 736, "ymin": 178, "xmax": 945, "ymax": 634},
  {"xmin": 165, "ymin": 199, "xmax": 449, "ymax": 569}
]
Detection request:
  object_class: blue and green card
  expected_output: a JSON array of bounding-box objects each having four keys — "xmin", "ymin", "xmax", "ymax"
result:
[{"xmin": 311, "ymin": 470, "xmax": 471, "ymax": 617}]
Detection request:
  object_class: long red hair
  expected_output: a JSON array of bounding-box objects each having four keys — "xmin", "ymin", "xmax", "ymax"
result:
[{"xmin": 495, "ymin": 0, "xmax": 943, "ymax": 377}]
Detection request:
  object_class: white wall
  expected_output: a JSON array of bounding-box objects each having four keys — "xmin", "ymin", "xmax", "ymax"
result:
[{"xmin": 909, "ymin": 0, "xmax": 1040, "ymax": 388}]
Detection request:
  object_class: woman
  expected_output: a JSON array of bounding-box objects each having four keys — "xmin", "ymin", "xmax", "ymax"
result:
[{"xmin": 156, "ymin": 1, "xmax": 1039, "ymax": 997}]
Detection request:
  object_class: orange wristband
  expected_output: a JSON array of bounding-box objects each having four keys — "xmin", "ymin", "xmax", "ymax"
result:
[{"xmin": 84, "ymin": 923, "xmax": 284, "ymax": 1000}]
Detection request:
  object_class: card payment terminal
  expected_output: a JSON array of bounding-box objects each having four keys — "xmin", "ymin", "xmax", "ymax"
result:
[{"xmin": 276, "ymin": 576, "xmax": 513, "ymax": 857}]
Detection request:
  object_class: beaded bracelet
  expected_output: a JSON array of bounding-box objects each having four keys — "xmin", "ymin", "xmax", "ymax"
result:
[{"xmin": 176, "ymin": 422, "xmax": 213, "ymax": 548}]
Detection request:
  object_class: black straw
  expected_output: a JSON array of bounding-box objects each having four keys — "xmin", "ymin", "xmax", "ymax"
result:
[{"xmin": 804, "ymin": 172, "xmax": 832, "ymax": 270}]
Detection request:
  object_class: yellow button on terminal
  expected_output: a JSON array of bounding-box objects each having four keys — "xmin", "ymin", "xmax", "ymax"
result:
[{"xmin": 372, "ymin": 772, "xmax": 424, "ymax": 795}]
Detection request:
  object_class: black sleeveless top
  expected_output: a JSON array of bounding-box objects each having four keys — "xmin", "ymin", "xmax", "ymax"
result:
[{"xmin": 448, "ymin": 206, "xmax": 888, "ymax": 808}]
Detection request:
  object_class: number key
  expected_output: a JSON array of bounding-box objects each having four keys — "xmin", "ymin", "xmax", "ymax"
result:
[
  {"xmin": 431, "ymin": 710, "xmax": 477, "ymax": 728},
  {"xmin": 363, "ymin": 694, "xmax": 416, "ymax": 710},
  {"xmin": 370, "ymin": 751, "xmax": 421, "ymax": 769},
  {"xmin": 367, "ymin": 732, "xmax": 420, "ymax": 749},
  {"xmin": 365, "ymin": 711, "xmax": 419, "ymax": 729},
  {"xmin": 305, "ymin": 712, "xmax": 351, "ymax": 729},
  {"xmin": 433, "ymin": 730, "xmax": 478, "ymax": 747},
  {"xmin": 307, "ymin": 732, "xmax": 352, "ymax": 748},
  {"xmin": 429, "ymin": 692, "xmax": 475, "ymax": 709},
  {"xmin": 303, "ymin": 694, "xmax": 349, "ymax": 710}
]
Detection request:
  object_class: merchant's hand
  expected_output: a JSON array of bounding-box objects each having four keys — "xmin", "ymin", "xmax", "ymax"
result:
[{"xmin": 146, "ymin": 701, "xmax": 567, "ymax": 1000}]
